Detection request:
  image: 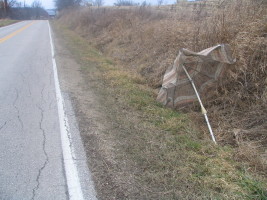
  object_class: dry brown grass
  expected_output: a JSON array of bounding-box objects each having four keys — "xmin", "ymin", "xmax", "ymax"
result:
[
  {"xmin": 52, "ymin": 23, "xmax": 267, "ymax": 199},
  {"xmin": 57, "ymin": 0, "xmax": 267, "ymax": 176},
  {"xmin": 0, "ymin": 19, "xmax": 18, "ymax": 27}
]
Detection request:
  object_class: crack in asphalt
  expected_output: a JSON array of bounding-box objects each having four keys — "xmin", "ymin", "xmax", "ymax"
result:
[
  {"xmin": 31, "ymin": 105, "xmax": 49, "ymax": 200},
  {"xmin": 19, "ymin": 72, "xmax": 32, "ymax": 96},
  {"xmin": 0, "ymin": 121, "xmax": 8, "ymax": 132},
  {"xmin": 13, "ymin": 88, "xmax": 24, "ymax": 131},
  {"xmin": 40, "ymin": 84, "xmax": 45, "ymax": 103}
]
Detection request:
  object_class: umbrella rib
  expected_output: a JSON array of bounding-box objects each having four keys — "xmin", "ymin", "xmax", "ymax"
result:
[{"xmin": 183, "ymin": 64, "xmax": 215, "ymax": 79}]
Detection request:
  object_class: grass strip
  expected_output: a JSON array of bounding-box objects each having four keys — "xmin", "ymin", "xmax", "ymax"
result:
[{"xmin": 0, "ymin": 19, "xmax": 19, "ymax": 27}]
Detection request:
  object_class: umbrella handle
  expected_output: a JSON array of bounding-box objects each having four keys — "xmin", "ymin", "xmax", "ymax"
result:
[{"xmin": 182, "ymin": 65, "xmax": 217, "ymax": 144}]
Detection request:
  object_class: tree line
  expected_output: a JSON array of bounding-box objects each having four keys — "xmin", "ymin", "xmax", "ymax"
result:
[
  {"xmin": 55, "ymin": 0, "xmax": 165, "ymax": 9},
  {"xmin": 55, "ymin": 0, "xmax": 105, "ymax": 10},
  {"xmin": 0, "ymin": 0, "xmax": 48, "ymax": 19},
  {"xmin": 0, "ymin": 0, "xmax": 181, "ymax": 19}
]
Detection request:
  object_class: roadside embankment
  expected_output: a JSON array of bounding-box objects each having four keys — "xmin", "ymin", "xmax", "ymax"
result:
[{"xmin": 56, "ymin": 0, "xmax": 267, "ymax": 176}]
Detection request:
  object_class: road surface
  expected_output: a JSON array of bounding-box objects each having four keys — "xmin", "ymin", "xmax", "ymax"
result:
[{"xmin": 0, "ymin": 20, "xmax": 97, "ymax": 200}]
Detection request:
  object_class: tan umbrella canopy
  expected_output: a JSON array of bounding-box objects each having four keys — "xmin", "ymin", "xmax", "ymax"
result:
[{"xmin": 157, "ymin": 44, "xmax": 236, "ymax": 108}]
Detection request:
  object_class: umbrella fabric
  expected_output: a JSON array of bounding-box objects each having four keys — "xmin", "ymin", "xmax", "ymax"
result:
[{"xmin": 157, "ymin": 44, "xmax": 235, "ymax": 108}]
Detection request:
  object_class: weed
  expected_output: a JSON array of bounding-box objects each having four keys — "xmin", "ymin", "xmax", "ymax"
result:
[{"xmin": 239, "ymin": 174, "xmax": 267, "ymax": 200}]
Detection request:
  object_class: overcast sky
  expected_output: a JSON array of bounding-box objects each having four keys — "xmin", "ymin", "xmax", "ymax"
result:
[
  {"xmin": 19, "ymin": 0, "xmax": 176, "ymax": 9},
  {"xmin": 17, "ymin": 0, "xmax": 55, "ymax": 9}
]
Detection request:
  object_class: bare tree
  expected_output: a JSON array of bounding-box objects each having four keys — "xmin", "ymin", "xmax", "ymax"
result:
[
  {"xmin": 1, "ymin": 0, "xmax": 17, "ymax": 17},
  {"xmin": 4, "ymin": 0, "xmax": 7, "ymax": 15},
  {"xmin": 31, "ymin": 0, "xmax": 41, "ymax": 8},
  {"xmin": 114, "ymin": 0, "xmax": 137, "ymax": 6},
  {"xmin": 81, "ymin": 0, "xmax": 93, "ymax": 6},
  {"xmin": 31, "ymin": 0, "xmax": 42, "ymax": 19},
  {"xmin": 55, "ymin": 0, "xmax": 82, "ymax": 10},
  {"xmin": 93, "ymin": 0, "xmax": 104, "ymax": 7},
  {"xmin": 157, "ymin": 0, "xmax": 163, "ymax": 7}
]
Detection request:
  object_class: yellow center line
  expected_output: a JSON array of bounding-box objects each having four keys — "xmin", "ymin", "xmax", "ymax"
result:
[{"xmin": 0, "ymin": 21, "xmax": 36, "ymax": 44}]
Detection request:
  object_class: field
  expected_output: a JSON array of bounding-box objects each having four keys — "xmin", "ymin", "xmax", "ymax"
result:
[{"xmin": 53, "ymin": 0, "xmax": 267, "ymax": 199}]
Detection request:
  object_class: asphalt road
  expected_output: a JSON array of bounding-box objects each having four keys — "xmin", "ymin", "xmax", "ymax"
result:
[{"xmin": 0, "ymin": 21, "xmax": 96, "ymax": 200}]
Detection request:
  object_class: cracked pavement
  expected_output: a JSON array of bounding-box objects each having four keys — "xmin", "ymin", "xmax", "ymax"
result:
[{"xmin": 0, "ymin": 21, "xmax": 68, "ymax": 199}]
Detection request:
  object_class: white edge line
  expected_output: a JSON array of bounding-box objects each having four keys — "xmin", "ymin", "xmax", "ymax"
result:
[{"xmin": 48, "ymin": 21, "xmax": 84, "ymax": 200}]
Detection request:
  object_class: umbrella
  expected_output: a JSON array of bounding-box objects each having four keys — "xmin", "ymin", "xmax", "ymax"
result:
[{"xmin": 157, "ymin": 44, "xmax": 235, "ymax": 143}]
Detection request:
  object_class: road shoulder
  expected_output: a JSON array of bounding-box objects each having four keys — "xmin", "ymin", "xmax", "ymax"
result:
[{"xmin": 50, "ymin": 22, "xmax": 98, "ymax": 200}]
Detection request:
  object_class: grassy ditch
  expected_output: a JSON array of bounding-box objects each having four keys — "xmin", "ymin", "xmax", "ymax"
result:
[
  {"xmin": 52, "ymin": 22, "xmax": 267, "ymax": 200},
  {"xmin": 0, "ymin": 19, "xmax": 18, "ymax": 27},
  {"xmin": 57, "ymin": 1, "xmax": 267, "ymax": 175}
]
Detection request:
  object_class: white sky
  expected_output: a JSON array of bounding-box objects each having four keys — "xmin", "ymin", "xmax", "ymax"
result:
[
  {"xmin": 19, "ymin": 0, "xmax": 176, "ymax": 9},
  {"xmin": 18, "ymin": 0, "xmax": 55, "ymax": 9}
]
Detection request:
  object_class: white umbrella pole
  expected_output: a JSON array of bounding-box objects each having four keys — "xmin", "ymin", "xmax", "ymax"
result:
[{"xmin": 182, "ymin": 66, "xmax": 217, "ymax": 144}]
